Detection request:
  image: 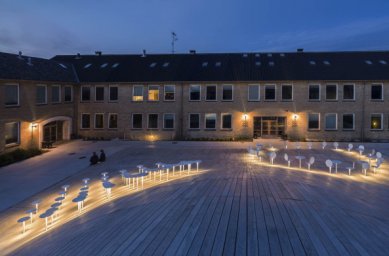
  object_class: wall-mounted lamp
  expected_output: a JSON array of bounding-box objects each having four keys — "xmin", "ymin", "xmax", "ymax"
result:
[
  {"xmin": 292, "ymin": 113, "xmax": 298, "ymax": 127},
  {"xmin": 31, "ymin": 123, "xmax": 38, "ymax": 129},
  {"xmin": 292, "ymin": 114, "xmax": 299, "ymax": 121},
  {"xmin": 242, "ymin": 113, "xmax": 248, "ymax": 127}
]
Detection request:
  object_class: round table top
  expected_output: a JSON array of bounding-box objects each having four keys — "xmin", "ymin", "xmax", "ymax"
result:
[
  {"xmin": 103, "ymin": 181, "xmax": 115, "ymax": 189},
  {"xmin": 55, "ymin": 197, "xmax": 65, "ymax": 202},
  {"xmin": 26, "ymin": 208, "xmax": 36, "ymax": 214},
  {"xmin": 72, "ymin": 196, "xmax": 85, "ymax": 203},
  {"xmin": 51, "ymin": 202, "xmax": 62, "ymax": 208},
  {"xmin": 295, "ymin": 156, "xmax": 306, "ymax": 160},
  {"xmin": 138, "ymin": 172, "xmax": 149, "ymax": 177},
  {"xmin": 357, "ymin": 160, "xmax": 368, "ymax": 164},
  {"xmin": 31, "ymin": 199, "xmax": 41, "ymax": 205},
  {"xmin": 80, "ymin": 187, "xmax": 89, "ymax": 191},
  {"xmin": 18, "ymin": 216, "xmax": 30, "ymax": 223},
  {"xmin": 332, "ymin": 160, "xmax": 342, "ymax": 164}
]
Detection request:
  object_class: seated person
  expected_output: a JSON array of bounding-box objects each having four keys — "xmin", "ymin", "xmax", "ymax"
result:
[
  {"xmin": 99, "ymin": 149, "xmax": 106, "ymax": 162},
  {"xmin": 90, "ymin": 152, "xmax": 99, "ymax": 165}
]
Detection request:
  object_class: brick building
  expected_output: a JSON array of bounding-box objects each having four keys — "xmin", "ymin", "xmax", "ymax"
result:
[{"xmin": 2, "ymin": 50, "xmax": 389, "ymax": 153}]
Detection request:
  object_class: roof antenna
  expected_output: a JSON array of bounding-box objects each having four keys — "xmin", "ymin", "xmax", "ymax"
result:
[{"xmin": 171, "ymin": 32, "xmax": 178, "ymax": 54}]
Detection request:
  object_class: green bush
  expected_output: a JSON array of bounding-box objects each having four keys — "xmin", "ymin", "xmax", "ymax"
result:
[{"xmin": 0, "ymin": 148, "xmax": 43, "ymax": 167}]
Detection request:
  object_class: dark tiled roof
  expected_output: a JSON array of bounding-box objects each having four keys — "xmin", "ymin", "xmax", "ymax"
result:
[
  {"xmin": 0, "ymin": 52, "xmax": 78, "ymax": 82},
  {"xmin": 52, "ymin": 51, "xmax": 389, "ymax": 82}
]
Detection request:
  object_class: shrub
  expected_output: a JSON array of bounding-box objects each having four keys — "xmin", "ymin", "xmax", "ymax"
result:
[{"xmin": 0, "ymin": 148, "xmax": 43, "ymax": 167}]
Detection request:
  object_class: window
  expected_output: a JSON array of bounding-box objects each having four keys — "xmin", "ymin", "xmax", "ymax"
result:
[
  {"xmin": 189, "ymin": 114, "xmax": 200, "ymax": 129},
  {"xmin": 309, "ymin": 84, "xmax": 320, "ymax": 101},
  {"xmin": 371, "ymin": 114, "xmax": 383, "ymax": 130},
  {"xmin": 206, "ymin": 85, "xmax": 217, "ymax": 101},
  {"xmin": 95, "ymin": 87, "xmax": 104, "ymax": 101},
  {"xmin": 64, "ymin": 86, "xmax": 73, "ymax": 102},
  {"xmin": 264, "ymin": 85, "xmax": 276, "ymax": 101},
  {"xmin": 148, "ymin": 85, "xmax": 159, "ymax": 101},
  {"xmin": 5, "ymin": 122, "xmax": 20, "ymax": 145},
  {"xmin": 163, "ymin": 114, "xmax": 175, "ymax": 129},
  {"xmin": 132, "ymin": 114, "xmax": 143, "ymax": 129},
  {"xmin": 342, "ymin": 114, "xmax": 354, "ymax": 130},
  {"xmin": 132, "ymin": 85, "xmax": 144, "ymax": 101},
  {"xmin": 281, "ymin": 85, "xmax": 293, "ymax": 101},
  {"xmin": 36, "ymin": 85, "xmax": 47, "ymax": 104},
  {"xmin": 51, "ymin": 85, "xmax": 61, "ymax": 103},
  {"xmin": 81, "ymin": 114, "xmax": 90, "ymax": 129},
  {"xmin": 205, "ymin": 113, "xmax": 216, "ymax": 129},
  {"xmin": 95, "ymin": 113, "xmax": 104, "ymax": 129},
  {"xmin": 164, "ymin": 85, "xmax": 175, "ymax": 101},
  {"xmin": 326, "ymin": 84, "xmax": 337, "ymax": 100},
  {"xmin": 222, "ymin": 85, "xmax": 233, "ymax": 101},
  {"xmin": 108, "ymin": 113, "xmax": 118, "ymax": 129},
  {"xmin": 221, "ymin": 114, "xmax": 232, "ymax": 129},
  {"xmin": 148, "ymin": 114, "xmax": 158, "ymax": 129},
  {"xmin": 5, "ymin": 84, "xmax": 19, "ymax": 106},
  {"xmin": 109, "ymin": 86, "xmax": 118, "ymax": 101},
  {"xmin": 190, "ymin": 85, "xmax": 201, "ymax": 101},
  {"xmin": 371, "ymin": 84, "xmax": 383, "ymax": 100},
  {"xmin": 81, "ymin": 86, "xmax": 91, "ymax": 101},
  {"xmin": 308, "ymin": 113, "xmax": 320, "ymax": 130},
  {"xmin": 343, "ymin": 84, "xmax": 355, "ymax": 100},
  {"xmin": 248, "ymin": 85, "xmax": 260, "ymax": 101},
  {"xmin": 325, "ymin": 113, "xmax": 337, "ymax": 130}
]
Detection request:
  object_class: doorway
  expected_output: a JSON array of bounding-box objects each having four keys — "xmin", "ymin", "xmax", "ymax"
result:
[
  {"xmin": 43, "ymin": 121, "xmax": 64, "ymax": 142},
  {"xmin": 253, "ymin": 116, "xmax": 286, "ymax": 138}
]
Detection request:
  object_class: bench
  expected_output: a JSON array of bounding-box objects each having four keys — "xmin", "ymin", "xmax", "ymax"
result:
[{"xmin": 41, "ymin": 141, "xmax": 53, "ymax": 148}]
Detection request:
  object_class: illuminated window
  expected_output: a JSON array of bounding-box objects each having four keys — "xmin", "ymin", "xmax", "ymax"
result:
[
  {"xmin": 108, "ymin": 113, "xmax": 118, "ymax": 129},
  {"xmin": 132, "ymin": 85, "xmax": 144, "ymax": 101},
  {"xmin": 164, "ymin": 85, "xmax": 175, "ymax": 101},
  {"xmin": 205, "ymin": 113, "xmax": 216, "ymax": 129},
  {"xmin": 148, "ymin": 85, "xmax": 159, "ymax": 101},
  {"xmin": 371, "ymin": 114, "xmax": 383, "ymax": 130},
  {"xmin": 5, "ymin": 122, "xmax": 20, "ymax": 145}
]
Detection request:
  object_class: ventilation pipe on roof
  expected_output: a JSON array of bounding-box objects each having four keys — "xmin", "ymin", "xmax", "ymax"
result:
[
  {"xmin": 189, "ymin": 50, "xmax": 196, "ymax": 54},
  {"xmin": 297, "ymin": 48, "xmax": 304, "ymax": 53},
  {"xmin": 27, "ymin": 57, "xmax": 32, "ymax": 66},
  {"xmin": 76, "ymin": 53, "xmax": 81, "ymax": 59},
  {"xmin": 18, "ymin": 51, "xmax": 23, "ymax": 59},
  {"xmin": 95, "ymin": 51, "xmax": 102, "ymax": 56},
  {"xmin": 142, "ymin": 49, "xmax": 147, "ymax": 57}
]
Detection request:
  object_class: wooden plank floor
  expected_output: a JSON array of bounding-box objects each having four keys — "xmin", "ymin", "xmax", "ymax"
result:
[{"xmin": 7, "ymin": 143, "xmax": 389, "ymax": 256}]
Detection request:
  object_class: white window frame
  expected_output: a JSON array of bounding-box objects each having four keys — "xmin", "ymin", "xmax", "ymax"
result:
[
  {"xmin": 371, "ymin": 113, "xmax": 383, "ymax": 130},
  {"xmin": 325, "ymin": 84, "xmax": 338, "ymax": 101},
  {"xmin": 205, "ymin": 113, "xmax": 217, "ymax": 129},
  {"xmin": 108, "ymin": 113, "xmax": 118, "ymax": 129},
  {"xmin": 132, "ymin": 85, "xmax": 144, "ymax": 102},
  {"xmin": 325, "ymin": 113, "xmax": 338, "ymax": 131},
  {"xmin": 308, "ymin": 113, "xmax": 320, "ymax": 130},
  {"xmin": 164, "ymin": 85, "xmax": 176, "ymax": 101},
  {"xmin": 80, "ymin": 113, "xmax": 91, "ymax": 129},
  {"xmin": 147, "ymin": 113, "xmax": 159, "ymax": 129},
  {"xmin": 4, "ymin": 122, "xmax": 20, "ymax": 146},
  {"xmin": 189, "ymin": 113, "xmax": 200, "ymax": 129},
  {"xmin": 281, "ymin": 84, "xmax": 293, "ymax": 101},
  {"xmin": 81, "ymin": 85, "xmax": 91, "ymax": 102},
  {"xmin": 36, "ymin": 84, "xmax": 47, "ymax": 105},
  {"xmin": 148, "ymin": 85, "xmax": 160, "ymax": 101},
  {"xmin": 64, "ymin": 85, "xmax": 73, "ymax": 102},
  {"xmin": 342, "ymin": 84, "xmax": 355, "ymax": 101},
  {"xmin": 205, "ymin": 85, "xmax": 217, "ymax": 101},
  {"xmin": 189, "ymin": 84, "xmax": 201, "ymax": 101},
  {"xmin": 222, "ymin": 84, "xmax": 233, "ymax": 101},
  {"xmin": 94, "ymin": 113, "xmax": 104, "ymax": 129},
  {"xmin": 109, "ymin": 85, "xmax": 119, "ymax": 102},
  {"xmin": 342, "ymin": 113, "xmax": 355, "ymax": 130},
  {"xmin": 221, "ymin": 113, "xmax": 233, "ymax": 130},
  {"xmin": 131, "ymin": 113, "xmax": 143, "ymax": 129},
  {"xmin": 4, "ymin": 83, "xmax": 20, "ymax": 106},
  {"xmin": 163, "ymin": 113, "xmax": 175, "ymax": 129},
  {"xmin": 308, "ymin": 84, "xmax": 321, "ymax": 101},
  {"xmin": 51, "ymin": 85, "xmax": 61, "ymax": 103},
  {"xmin": 371, "ymin": 83, "xmax": 384, "ymax": 100},
  {"xmin": 264, "ymin": 84, "xmax": 276, "ymax": 101},
  {"xmin": 248, "ymin": 84, "xmax": 260, "ymax": 101},
  {"xmin": 95, "ymin": 86, "xmax": 105, "ymax": 102}
]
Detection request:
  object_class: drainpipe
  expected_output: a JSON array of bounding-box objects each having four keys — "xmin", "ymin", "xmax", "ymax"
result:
[
  {"xmin": 179, "ymin": 82, "xmax": 184, "ymax": 140},
  {"xmin": 361, "ymin": 82, "xmax": 366, "ymax": 142}
]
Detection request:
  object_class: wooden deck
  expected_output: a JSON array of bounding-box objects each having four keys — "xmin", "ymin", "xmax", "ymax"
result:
[{"xmin": 5, "ymin": 143, "xmax": 389, "ymax": 255}]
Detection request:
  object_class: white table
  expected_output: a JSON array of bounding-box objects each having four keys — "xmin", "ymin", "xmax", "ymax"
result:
[
  {"xmin": 295, "ymin": 156, "xmax": 306, "ymax": 168},
  {"xmin": 332, "ymin": 160, "xmax": 342, "ymax": 173}
]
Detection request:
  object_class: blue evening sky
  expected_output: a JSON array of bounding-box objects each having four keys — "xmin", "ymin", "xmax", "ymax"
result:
[{"xmin": 1, "ymin": 0, "xmax": 389, "ymax": 58}]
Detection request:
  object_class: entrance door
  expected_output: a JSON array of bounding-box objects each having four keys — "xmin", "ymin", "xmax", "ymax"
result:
[
  {"xmin": 253, "ymin": 116, "xmax": 286, "ymax": 138},
  {"xmin": 43, "ymin": 121, "xmax": 63, "ymax": 142}
]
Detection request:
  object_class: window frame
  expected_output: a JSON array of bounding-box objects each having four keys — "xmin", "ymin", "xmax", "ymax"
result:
[
  {"xmin": 189, "ymin": 84, "xmax": 201, "ymax": 101},
  {"xmin": 132, "ymin": 85, "xmax": 144, "ymax": 102},
  {"xmin": 164, "ymin": 85, "xmax": 176, "ymax": 101},
  {"xmin": 342, "ymin": 84, "xmax": 355, "ymax": 101},
  {"xmin": 36, "ymin": 84, "xmax": 48, "ymax": 105},
  {"xmin": 51, "ymin": 85, "xmax": 61, "ymax": 104},
  {"xmin": 308, "ymin": 113, "xmax": 320, "ymax": 131},
  {"xmin": 205, "ymin": 85, "xmax": 217, "ymax": 101},
  {"xmin": 80, "ymin": 113, "xmax": 91, "ymax": 129},
  {"xmin": 4, "ymin": 122, "xmax": 20, "ymax": 146},
  {"xmin": 64, "ymin": 85, "xmax": 73, "ymax": 102},
  {"xmin": 281, "ymin": 84, "xmax": 293, "ymax": 101},
  {"xmin": 308, "ymin": 84, "xmax": 321, "ymax": 101},
  {"xmin": 221, "ymin": 84, "xmax": 233, "ymax": 101},
  {"xmin": 147, "ymin": 113, "xmax": 159, "ymax": 129},
  {"xmin": 109, "ymin": 85, "xmax": 119, "ymax": 102},
  {"xmin": 163, "ymin": 113, "xmax": 175, "ymax": 129},
  {"xmin": 148, "ymin": 85, "xmax": 160, "ymax": 101},
  {"xmin": 325, "ymin": 113, "xmax": 338, "ymax": 131},
  {"xmin": 325, "ymin": 84, "xmax": 338, "ymax": 101},
  {"xmin": 131, "ymin": 113, "xmax": 143, "ymax": 129},
  {"xmin": 81, "ymin": 85, "xmax": 91, "ymax": 102},
  {"xmin": 342, "ymin": 113, "xmax": 355, "ymax": 131},
  {"xmin": 189, "ymin": 113, "xmax": 200, "ymax": 129},
  {"xmin": 221, "ymin": 113, "xmax": 233, "ymax": 130},
  {"xmin": 4, "ymin": 83, "xmax": 20, "ymax": 107},
  {"xmin": 371, "ymin": 83, "xmax": 384, "ymax": 101},
  {"xmin": 94, "ymin": 113, "xmax": 104, "ymax": 129},
  {"xmin": 264, "ymin": 84, "xmax": 276, "ymax": 101},
  {"xmin": 248, "ymin": 84, "xmax": 260, "ymax": 101},
  {"xmin": 205, "ymin": 113, "xmax": 217, "ymax": 129},
  {"xmin": 95, "ymin": 86, "xmax": 105, "ymax": 102},
  {"xmin": 108, "ymin": 113, "xmax": 118, "ymax": 129},
  {"xmin": 370, "ymin": 113, "xmax": 383, "ymax": 130}
]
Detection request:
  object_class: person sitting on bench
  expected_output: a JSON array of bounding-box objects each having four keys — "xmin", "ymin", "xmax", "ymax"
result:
[
  {"xmin": 90, "ymin": 152, "xmax": 99, "ymax": 165},
  {"xmin": 99, "ymin": 149, "xmax": 106, "ymax": 162}
]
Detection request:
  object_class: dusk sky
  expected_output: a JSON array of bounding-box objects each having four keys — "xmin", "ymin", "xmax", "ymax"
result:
[{"xmin": 1, "ymin": 0, "xmax": 389, "ymax": 58}]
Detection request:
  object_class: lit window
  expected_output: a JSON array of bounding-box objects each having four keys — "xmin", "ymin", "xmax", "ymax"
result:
[
  {"xmin": 132, "ymin": 114, "xmax": 143, "ymax": 129},
  {"xmin": 343, "ymin": 84, "xmax": 355, "ymax": 100},
  {"xmin": 109, "ymin": 86, "xmax": 118, "ymax": 101},
  {"xmin": 264, "ymin": 85, "xmax": 276, "ymax": 101},
  {"xmin": 371, "ymin": 84, "xmax": 383, "ymax": 100},
  {"xmin": 222, "ymin": 85, "xmax": 233, "ymax": 101},
  {"xmin": 371, "ymin": 114, "xmax": 383, "ymax": 130},
  {"xmin": 190, "ymin": 85, "xmax": 201, "ymax": 101},
  {"xmin": 308, "ymin": 113, "xmax": 320, "ymax": 130},
  {"xmin": 163, "ymin": 114, "xmax": 175, "ymax": 129},
  {"xmin": 95, "ymin": 113, "xmax": 104, "ymax": 129},
  {"xmin": 108, "ymin": 113, "xmax": 118, "ymax": 129},
  {"xmin": 36, "ymin": 85, "xmax": 47, "ymax": 104},
  {"xmin": 5, "ymin": 84, "xmax": 19, "ymax": 106},
  {"xmin": 325, "ymin": 113, "xmax": 337, "ymax": 130},
  {"xmin": 5, "ymin": 122, "xmax": 20, "ymax": 145},
  {"xmin": 206, "ymin": 85, "xmax": 217, "ymax": 101},
  {"xmin": 342, "ymin": 114, "xmax": 354, "ymax": 130},
  {"xmin": 133, "ymin": 85, "xmax": 144, "ymax": 101},
  {"xmin": 164, "ymin": 85, "xmax": 175, "ymax": 101},
  {"xmin": 148, "ymin": 85, "xmax": 159, "ymax": 101},
  {"xmin": 221, "ymin": 114, "xmax": 232, "ymax": 129},
  {"xmin": 148, "ymin": 114, "xmax": 158, "ymax": 129},
  {"xmin": 189, "ymin": 114, "xmax": 200, "ymax": 129},
  {"xmin": 51, "ymin": 85, "xmax": 61, "ymax": 103},
  {"xmin": 326, "ymin": 84, "xmax": 337, "ymax": 100},
  {"xmin": 309, "ymin": 85, "xmax": 320, "ymax": 101},
  {"xmin": 95, "ymin": 87, "xmax": 104, "ymax": 101},
  {"xmin": 81, "ymin": 114, "xmax": 90, "ymax": 129},
  {"xmin": 281, "ymin": 85, "xmax": 293, "ymax": 101},
  {"xmin": 248, "ymin": 85, "xmax": 260, "ymax": 101},
  {"xmin": 205, "ymin": 113, "xmax": 216, "ymax": 129},
  {"xmin": 81, "ymin": 86, "xmax": 91, "ymax": 101}
]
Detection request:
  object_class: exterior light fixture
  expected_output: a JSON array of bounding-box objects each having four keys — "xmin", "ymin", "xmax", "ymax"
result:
[
  {"xmin": 30, "ymin": 123, "xmax": 38, "ymax": 130},
  {"xmin": 242, "ymin": 113, "xmax": 248, "ymax": 127},
  {"xmin": 292, "ymin": 113, "xmax": 298, "ymax": 127},
  {"xmin": 292, "ymin": 114, "xmax": 299, "ymax": 120}
]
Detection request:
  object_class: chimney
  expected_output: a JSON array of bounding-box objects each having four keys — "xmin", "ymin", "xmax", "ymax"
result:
[
  {"xmin": 27, "ymin": 57, "xmax": 32, "ymax": 66},
  {"xmin": 297, "ymin": 48, "xmax": 304, "ymax": 53},
  {"xmin": 75, "ymin": 53, "xmax": 81, "ymax": 59},
  {"xmin": 95, "ymin": 51, "xmax": 102, "ymax": 56},
  {"xmin": 18, "ymin": 51, "xmax": 23, "ymax": 59},
  {"xmin": 142, "ymin": 49, "xmax": 147, "ymax": 57},
  {"xmin": 189, "ymin": 50, "xmax": 196, "ymax": 54}
]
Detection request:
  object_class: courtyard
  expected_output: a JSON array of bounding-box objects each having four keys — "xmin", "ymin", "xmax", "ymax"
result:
[{"xmin": 0, "ymin": 139, "xmax": 389, "ymax": 255}]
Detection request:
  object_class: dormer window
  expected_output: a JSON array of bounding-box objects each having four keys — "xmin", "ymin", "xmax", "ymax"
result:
[
  {"xmin": 150, "ymin": 62, "xmax": 157, "ymax": 68},
  {"xmin": 84, "ymin": 63, "xmax": 92, "ymax": 69}
]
